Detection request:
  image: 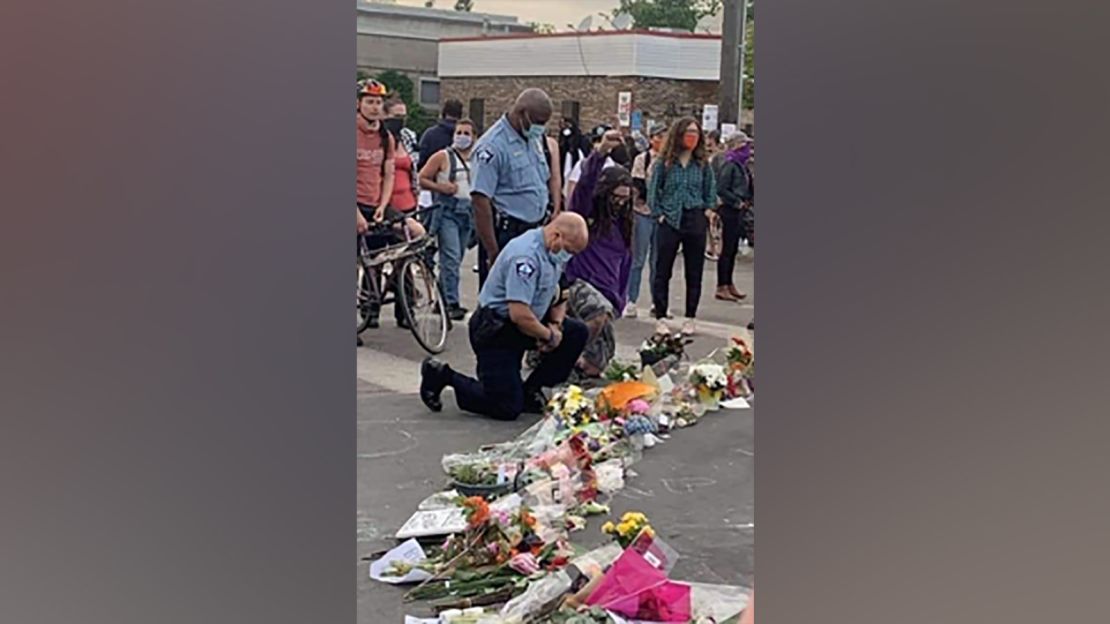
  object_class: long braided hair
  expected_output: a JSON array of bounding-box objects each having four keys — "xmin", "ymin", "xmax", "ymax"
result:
[{"xmin": 589, "ymin": 166, "xmax": 635, "ymax": 248}]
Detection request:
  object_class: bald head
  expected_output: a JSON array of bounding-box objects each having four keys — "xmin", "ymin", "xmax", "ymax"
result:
[
  {"xmin": 545, "ymin": 212, "xmax": 589, "ymax": 255},
  {"xmin": 512, "ymin": 88, "xmax": 553, "ymax": 125}
]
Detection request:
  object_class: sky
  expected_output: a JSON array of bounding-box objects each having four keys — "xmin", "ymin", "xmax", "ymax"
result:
[{"xmin": 391, "ymin": 0, "xmax": 622, "ymax": 29}]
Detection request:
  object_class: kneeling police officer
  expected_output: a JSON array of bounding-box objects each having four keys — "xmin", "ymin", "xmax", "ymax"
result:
[{"xmin": 420, "ymin": 213, "xmax": 590, "ymax": 421}]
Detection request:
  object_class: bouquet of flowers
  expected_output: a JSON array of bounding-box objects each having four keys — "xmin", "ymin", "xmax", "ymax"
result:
[
  {"xmin": 689, "ymin": 362, "xmax": 729, "ymax": 409},
  {"xmin": 726, "ymin": 336, "xmax": 755, "ymax": 397},
  {"xmin": 548, "ymin": 385, "xmax": 598, "ymax": 428},
  {"xmin": 601, "ymin": 511, "xmax": 655, "ymax": 549},
  {"xmin": 603, "ymin": 359, "xmax": 641, "ymax": 382},
  {"xmin": 638, "ymin": 330, "xmax": 693, "ymax": 371},
  {"xmin": 405, "ymin": 497, "xmax": 571, "ymax": 603}
]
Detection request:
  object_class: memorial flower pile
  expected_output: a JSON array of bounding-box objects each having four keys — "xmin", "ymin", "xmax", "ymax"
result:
[{"xmin": 374, "ymin": 333, "xmax": 755, "ymax": 621}]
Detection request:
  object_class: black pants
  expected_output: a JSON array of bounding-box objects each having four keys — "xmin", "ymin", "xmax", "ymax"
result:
[
  {"xmin": 652, "ymin": 209, "xmax": 708, "ymax": 319},
  {"xmin": 448, "ymin": 313, "xmax": 589, "ymax": 421},
  {"xmin": 477, "ymin": 214, "xmax": 543, "ymax": 290},
  {"xmin": 358, "ymin": 203, "xmax": 406, "ymax": 324},
  {"xmin": 717, "ymin": 206, "xmax": 743, "ymax": 288}
]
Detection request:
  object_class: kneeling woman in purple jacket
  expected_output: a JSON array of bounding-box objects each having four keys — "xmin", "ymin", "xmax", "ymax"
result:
[{"xmin": 562, "ymin": 131, "xmax": 636, "ymax": 377}]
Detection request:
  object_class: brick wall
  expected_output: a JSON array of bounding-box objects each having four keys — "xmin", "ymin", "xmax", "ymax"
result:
[{"xmin": 441, "ymin": 76, "xmax": 729, "ymax": 135}]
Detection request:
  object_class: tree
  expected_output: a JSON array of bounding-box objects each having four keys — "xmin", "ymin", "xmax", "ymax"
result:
[
  {"xmin": 454, "ymin": 0, "xmax": 473, "ymax": 11},
  {"xmin": 614, "ymin": 0, "xmax": 722, "ymax": 32},
  {"xmin": 529, "ymin": 22, "xmax": 556, "ymax": 34},
  {"xmin": 424, "ymin": 0, "xmax": 435, "ymax": 7}
]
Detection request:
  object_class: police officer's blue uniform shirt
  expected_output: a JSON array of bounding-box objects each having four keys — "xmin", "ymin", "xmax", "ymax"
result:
[
  {"xmin": 478, "ymin": 228, "xmax": 563, "ymax": 319},
  {"xmin": 470, "ymin": 114, "xmax": 550, "ymax": 225}
]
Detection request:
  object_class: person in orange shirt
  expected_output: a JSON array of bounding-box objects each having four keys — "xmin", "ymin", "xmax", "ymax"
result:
[{"xmin": 356, "ymin": 80, "xmax": 424, "ymax": 333}]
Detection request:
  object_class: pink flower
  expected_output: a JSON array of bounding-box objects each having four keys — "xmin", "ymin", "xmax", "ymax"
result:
[
  {"xmin": 509, "ymin": 552, "xmax": 540, "ymax": 575},
  {"xmin": 487, "ymin": 542, "xmax": 499, "ymax": 555},
  {"xmin": 627, "ymin": 399, "xmax": 651, "ymax": 414}
]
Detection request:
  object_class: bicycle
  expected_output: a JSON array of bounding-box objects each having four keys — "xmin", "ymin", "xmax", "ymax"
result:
[{"xmin": 357, "ymin": 208, "xmax": 449, "ymax": 354}]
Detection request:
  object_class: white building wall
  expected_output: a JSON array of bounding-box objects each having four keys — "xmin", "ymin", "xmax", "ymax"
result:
[{"xmin": 439, "ymin": 33, "xmax": 721, "ymax": 80}]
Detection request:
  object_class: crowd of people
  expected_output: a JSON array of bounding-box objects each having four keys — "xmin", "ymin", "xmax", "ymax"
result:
[{"xmin": 356, "ymin": 81, "xmax": 754, "ymax": 422}]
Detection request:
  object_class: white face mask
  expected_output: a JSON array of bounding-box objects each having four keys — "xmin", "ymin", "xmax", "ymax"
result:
[{"xmin": 453, "ymin": 134, "xmax": 473, "ymax": 150}]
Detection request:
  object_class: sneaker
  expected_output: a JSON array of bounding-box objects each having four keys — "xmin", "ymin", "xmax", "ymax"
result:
[
  {"xmin": 419, "ymin": 358, "xmax": 452, "ymax": 412},
  {"xmin": 624, "ymin": 303, "xmax": 638, "ymax": 319},
  {"xmin": 448, "ymin": 305, "xmax": 467, "ymax": 321},
  {"xmin": 472, "ymin": 264, "xmax": 479, "ymax": 273},
  {"xmin": 397, "ymin": 316, "xmax": 412, "ymax": 330},
  {"xmin": 366, "ymin": 316, "xmax": 380, "ymax": 329},
  {"xmin": 654, "ymin": 320, "xmax": 670, "ymax": 335},
  {"xmin": 681, "ymin": 318, "xmax": 697, "ymax": 336}
]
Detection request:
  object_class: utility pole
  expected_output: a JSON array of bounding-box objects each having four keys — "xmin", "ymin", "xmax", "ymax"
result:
[
  {"xmin": 738, "ymin": 0, "xmax": 750, "ymax": 122},
  {"xmin": 718, "ymin": 0, "xmax": 741, "ymax": 125}
]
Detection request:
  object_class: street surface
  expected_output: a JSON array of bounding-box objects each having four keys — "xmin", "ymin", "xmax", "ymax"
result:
[{"xmin": 357, "ymin": 247, "xmax": 754, "ymax": 622}]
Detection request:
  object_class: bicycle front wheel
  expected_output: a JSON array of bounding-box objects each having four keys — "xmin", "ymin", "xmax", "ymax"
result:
[
  {"xmin": 398, "ymin": 257, "xmax": 448, "ymax": 354},
  {"xmin": 356, "ymin": 262, "xmax": 376, "ymax": 334}
]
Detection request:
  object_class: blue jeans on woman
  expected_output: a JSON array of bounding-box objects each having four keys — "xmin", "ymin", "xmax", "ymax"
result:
[
  {"xmin": 627, "ymin": 212, "xmax": 658, "ymax": 306},
  {"xmin": 435, "ymin": 196, "xmax": 474, "ymax": 308}
]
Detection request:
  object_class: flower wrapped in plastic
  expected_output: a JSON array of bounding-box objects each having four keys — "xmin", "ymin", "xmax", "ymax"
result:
[{"xmin": 688, "ymin": 362, "xmax": 728, "ymax": 410}]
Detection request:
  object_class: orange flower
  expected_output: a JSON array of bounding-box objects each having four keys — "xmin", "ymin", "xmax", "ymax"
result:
[{"xmin": 462, "ymin": 496, "xmax": 490, "ymax": 528}]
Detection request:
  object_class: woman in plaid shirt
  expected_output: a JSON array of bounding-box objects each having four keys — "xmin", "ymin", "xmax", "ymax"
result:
[{"xmin": 646, "ymin": 117, "xmax": 718, "ymax": 336}]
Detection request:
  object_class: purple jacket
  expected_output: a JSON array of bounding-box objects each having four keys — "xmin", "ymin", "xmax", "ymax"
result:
[{"xmin": 565, "ymin": 152, "xmax": 633, "ymax": 314}]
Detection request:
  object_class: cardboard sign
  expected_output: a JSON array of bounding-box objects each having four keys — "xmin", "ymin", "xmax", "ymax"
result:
[
  {"xmin": 617, "ymin": 92, "xmax": 633, "ymax": 127},
  {"xmin": 702, "ymin": 104, "xmax": 719, "ymax": 132}
]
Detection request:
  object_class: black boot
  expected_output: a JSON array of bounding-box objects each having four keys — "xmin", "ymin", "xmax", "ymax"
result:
[{"xmin": 420, "ymin": 358, "xmax": 452, "ymax": 412}]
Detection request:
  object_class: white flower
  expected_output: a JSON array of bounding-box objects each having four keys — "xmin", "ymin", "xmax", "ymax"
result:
[{"xmin": 691, "ymin": 363, "xmax": 728, "ymax": 390}]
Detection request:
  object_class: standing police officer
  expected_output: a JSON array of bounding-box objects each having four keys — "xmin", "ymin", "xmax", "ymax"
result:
[
  {"xmin": 471, "ymin": 88, "xmax": 555, "ymax": 289},
  {"xmin": 419, "ymin": 213, "xmax": 591, "ymax": 421}
]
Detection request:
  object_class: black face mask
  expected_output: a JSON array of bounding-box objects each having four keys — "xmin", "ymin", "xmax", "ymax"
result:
[{"xmin": 383, "ymin": 118, "xmax": 404, "ymax": 137}]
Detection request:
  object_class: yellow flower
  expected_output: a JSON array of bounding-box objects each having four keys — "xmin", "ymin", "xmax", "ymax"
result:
[
  {"xmin": 601, "ymin": 521, "xmax": 615, "ymax": 534},
  {"xmin": 617, "ymin": 520, "xmax": 635, "ymax": 536},
  {"xmin": 643, "ymin": 526, "xmax": 655, "ymax": 538}
]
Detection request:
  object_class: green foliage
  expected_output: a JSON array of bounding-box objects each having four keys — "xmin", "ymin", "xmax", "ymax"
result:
[
  {"xmin": 615, "ymin": 0, "xmax": 721, "ymax": 32},
  {"xmin": 529, "ymin": 21, "xmax": 557, "ymax": 34},
  {"xmin": 454, "ymin": 0, "xmax": 473, "ymax": 11},
  {"xmin": 373, "ymin": 69, "xmax": 434, "ymax": 136}
]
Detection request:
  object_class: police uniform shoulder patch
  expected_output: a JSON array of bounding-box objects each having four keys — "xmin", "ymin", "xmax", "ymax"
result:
[
  {"xmin": 476, "ymin": 148, "xmax": 495, "ymax": 164},
  {"xmin": 514, "ymin": 257, "xmax": 537, "ymax": 279}
]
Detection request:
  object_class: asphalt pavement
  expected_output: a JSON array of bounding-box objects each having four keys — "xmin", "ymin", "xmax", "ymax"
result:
[{"xmin": 357, "ymin": 246, "xmax": 754, "ymax": 623}]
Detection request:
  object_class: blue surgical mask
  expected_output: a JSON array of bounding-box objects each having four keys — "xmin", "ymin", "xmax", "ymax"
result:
[
  {"xmin": 524, "ymin": 113, "xmax": 546, "ymax": 142},
  {"xmin": 453, "ymin": 134, "xmax": 473, "ymax": 150},
  {"xmin": 550, "ymin": 248, "xmax": 573, "ymax": 265}
]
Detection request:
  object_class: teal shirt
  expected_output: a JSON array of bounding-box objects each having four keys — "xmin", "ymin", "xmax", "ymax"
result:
[
  {"xmin": 478, "ymin": 228, "xmax": 563, "ymax": 319},
  {"xmin": 647, "ymin": 158, "xmax": 717, "ymax": 229}
]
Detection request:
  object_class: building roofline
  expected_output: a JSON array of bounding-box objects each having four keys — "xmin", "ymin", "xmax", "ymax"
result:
[
  {"xmin": 356, "ymin": 1, "xmax": 522, "ymax": 26},
  {"xmin": 440, "ymin": 29, "xmax": 722, "ymax": 44}
]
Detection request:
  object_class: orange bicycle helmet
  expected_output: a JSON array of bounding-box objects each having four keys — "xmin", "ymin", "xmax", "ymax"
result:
[{"xmin": 357, "ymin": 79, "xmax": 388, "ymax": 98}]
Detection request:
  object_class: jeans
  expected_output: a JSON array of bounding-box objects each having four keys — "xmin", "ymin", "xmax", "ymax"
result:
[
  {"xmin": 717, "ymin": 206, "xmax": 743, "ymax": 287},
  {"xmin": 627, "ymin": 212, "xmax": 658, "ymax": 306},
  {"xmin": 652, "ymin": 208, "xmax": 708, "ymax": 319},
  {"xmin": 435, "ymin": 197, "xmax": 474, "ymax": 307},
  {"xmin": 449, "ymin": 314, "xmax": 589, "ymax": 421}
]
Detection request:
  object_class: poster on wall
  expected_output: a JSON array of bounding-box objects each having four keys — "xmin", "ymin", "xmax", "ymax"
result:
[
  {"xmin": 702, "ymin": 104, "xmax": 719, "ymax": 132},
  {"xmin": 617, "ymin": 91, "xmax": 633, "ymax": 127}
]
